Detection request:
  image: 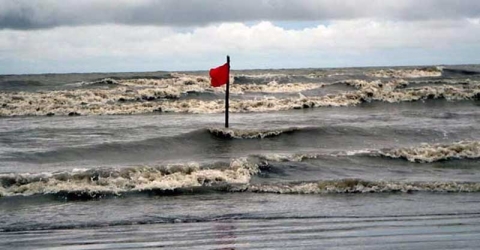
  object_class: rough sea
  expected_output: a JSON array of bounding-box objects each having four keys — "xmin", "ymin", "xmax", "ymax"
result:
[{"xmin": 1, "ymin": 65, "xmax": 480, "ymax": 249}]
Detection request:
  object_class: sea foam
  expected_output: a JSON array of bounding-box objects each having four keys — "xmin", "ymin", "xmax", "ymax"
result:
[
  {"xmin": 380, "ymin": 141, "xmax": 480, "ymax": 163},
  {"xmin": 256, "ymin": 141, "xmax": 480, "ymax": 164},
  {"xmin": 366, "ymin": 67, "xmax": 443, "ymax": 78},
  {"xmin": 243, "ymin": 179, "xmax": 480, "ymax": 194},
  {"xmin": 208, "ymin": 127, "xmax": 298, "ymax": 139},
  {"xmin": 1, "ymin": 75, "xmax": 479, "ymax": 116},
  {"xmin": 0, "ymin": 158, "xmax": 259, "ymax": 198}
]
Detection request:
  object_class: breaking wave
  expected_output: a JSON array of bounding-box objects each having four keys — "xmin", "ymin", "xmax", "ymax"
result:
[
  {"xmin": 242, "ymin": 179, "xmax": 480, "ymax": 194},
  {"xmin": 232, "ymin": 73, "xmax": 292, "ymax": 84},
  {"xmin": 71, "ymin": 78, "xmax": 119, "ymax": 87},
  {"xmin": 2, "ymin": 139, "xmax": 480, "ymax": 199},
  {"xmin": 256, "ymin": 141, "xmax": 480, "ymax": 164},
  {"xmin": 3, "ymin": 83, "xmax": 480, "ymax": 116},
  {"xmin": 0, "ymin": 159, "xmax": 259, "ymax": 198},
  {"xmin": 2, "ymin": 75, "xmax": 480, "ymax": 116},
  {"xmin": 0, "ymin": 74, "xmax": 328, "ymax": 116},
  {"xmin": 254, "ymin": 153, "xmax": 321, "ymax": 163},
  {"xmin": 208, "ymin": 127, "xmax": 299, "ymax": 139},
  {"xmin": 379, "ymin": 141, "xmax": 480, "ymax": 163},
  {"xmin": 3, "ymin": 164, "xmax": 480, "ymax": 199},
  {"xmin": 366, "ymin": 67, "xmax": 443, "ymax": 78}
]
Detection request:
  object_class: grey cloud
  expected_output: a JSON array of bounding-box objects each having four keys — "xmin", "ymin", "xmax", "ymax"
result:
[{"xmin": 1, "ymin": 0, "xmax": 480, "ymax": 30}]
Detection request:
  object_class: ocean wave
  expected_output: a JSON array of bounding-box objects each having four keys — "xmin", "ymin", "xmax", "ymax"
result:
[
  {"xmin": 0, "ymin": 80, "xmax": 45, "ymax": 92},
  {"xmin": 66, "ymin": 82, "xmax": 480, "ymax": 115},
  {"xmin": 0, "ymin": 159, "xmax": 259, "ymax": 198},
  {"xmin": 345, "ymin": 80, "xmax": 480, "ymax": 103},
  {"xmin": 379, "ymin": 141, "xmax": 480, "ymax": 163},
  {"xmin": 256, "ymin": 141, "xmax": 480, "ymax": 164},
  {"xmin": 120, "ymin": 77, "xmax": 322, "ymax": 94},
  {"xmin": 208, "ymin": 127, "xmax": 298, "ymax": 139},
  {"xmin": 254, "ymin": 153, "xmax": 320, "ymax": 163},
  {"xmin": 366, "ymin": 67, "xmax": 443, "ymax": 78},
  {"xmin": 0, "ymin": 86, "xmax": 182, "ymax": 116},
  {"xmin": 1, "ymin": 78, "xmax": 479, "ymax": 116},
  {"xmin": 242, "ymin": 179, "xmax": 480, "ymax": 194},
  {"xmin": 2, "ymin": 144, "xmax": 479, "ymax": 199},
  {"xmin": 69, "ymin": 78, "xmax": 119, "ymax": 87},
  {"xmin": 232, "ymin": 81, "xmax": 323, "ymax": 94},
  {"xmin": 0, "ymin": 74, "xmax": 329, "ymax": 116},
  {"xmin": 344, "ymin": 79, "xmax": 410, "ymax": 90},
  {"xmin": 233, "ymin": 73, "xmax": 292, "ymax": 84},
  {"xmin": 443, "ymin": 68, "xmax": 480, "ymax": 76}
]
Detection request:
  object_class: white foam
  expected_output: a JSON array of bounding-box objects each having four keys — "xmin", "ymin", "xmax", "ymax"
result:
[
  {"xmin": 246, "ymin": 179, "xmax": 480, "ymax": 194},
  {"xmin": 0, "ymin": 74, "xmax": 328, "ymax": 116},
  {"xmin": 208, "ymin": 127, "xmax": 298, "ymax": 139},
  {"xmin": 259, "ymin": 153, "xmax": 319, "ymax": 162},
  {"xmin": 231, "ymin": 81, "xmax": 323, "ymax": 94},
  {"xmin": 1, "ymin": 77, "xmax": 480, "ymax": 116},
  {"xmin": 381, "ymin": 141, "xmax": 480, "ymax": 163},
  {"xmin": 367, "ymin": 67, "xmax": 443, "ymax": 78},
  {"xmin": 331, "ymin": 149, "xmax": 375, "ymax": 157},
  {"xmin": 257, "ymin": 141, "xmax": 480, "ymax": 164},
  {"xmin": 0, "ymin": 158, "xmax": 259, "ymax": 197},
  {"xmin": 234, "ymin": 73, "xmax": 289, "ymax": 79}
]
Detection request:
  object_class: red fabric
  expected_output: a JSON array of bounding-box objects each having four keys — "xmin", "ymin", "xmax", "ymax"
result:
[{"xmin": 209, "ymin": 63, "xmax": 229, "ymax": 87}]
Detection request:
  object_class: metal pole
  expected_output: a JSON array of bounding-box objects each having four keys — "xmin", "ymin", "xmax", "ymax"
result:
[{"xmin": 225, "ymin": 55, "xmax": 230, "ymax": 128}]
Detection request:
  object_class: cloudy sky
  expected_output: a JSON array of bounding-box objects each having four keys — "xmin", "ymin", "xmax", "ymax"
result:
[{"xmin": 1, "ymin": 0, "xmax": 480, "ymax": 74}]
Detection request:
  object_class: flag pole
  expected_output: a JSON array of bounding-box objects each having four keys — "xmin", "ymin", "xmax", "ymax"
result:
[{"xmin": 225, "ymin": 55, "xmax": 230, "ymax": 128}]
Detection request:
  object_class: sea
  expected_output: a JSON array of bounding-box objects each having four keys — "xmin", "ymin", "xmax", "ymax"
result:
[{"xmin": 1, "ymin": 65, "xmax": 480, "ymax": 249}]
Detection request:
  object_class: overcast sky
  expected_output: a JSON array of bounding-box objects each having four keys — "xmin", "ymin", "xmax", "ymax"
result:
[{"xmin": 1, "ymin": 0, "xmax": 480, "ymax": 74}]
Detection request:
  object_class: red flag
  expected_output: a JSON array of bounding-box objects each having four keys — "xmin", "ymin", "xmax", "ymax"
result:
[{"xmin": 209, "ymin": 63, "xmax": 229, "ymax": 87}]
